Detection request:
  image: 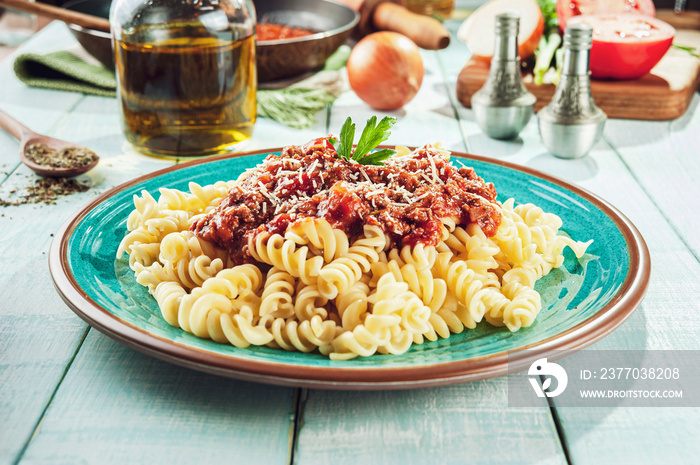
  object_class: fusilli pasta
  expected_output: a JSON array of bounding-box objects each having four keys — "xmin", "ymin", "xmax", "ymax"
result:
[{"xmin": 116, "ymin": 145, "xmax": 592, "ymax": 360}]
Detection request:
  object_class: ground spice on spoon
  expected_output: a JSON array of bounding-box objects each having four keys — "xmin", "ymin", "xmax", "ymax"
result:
[
  {"xmin": 25, "ymin": 143, "xmax": 98, "ymax": 169},
  {"xmin": 0, "ymin": 143, "xmax": 97, "ymax": 207}
]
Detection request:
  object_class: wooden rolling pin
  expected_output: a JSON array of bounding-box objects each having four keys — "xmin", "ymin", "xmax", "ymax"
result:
[
  {"xmin": 0, "ymin": 0, "xmax": 111, "ymax": 33},
  {"xmin": 333, "ymin": 0, "xmax": 450, "ymax": 50}
]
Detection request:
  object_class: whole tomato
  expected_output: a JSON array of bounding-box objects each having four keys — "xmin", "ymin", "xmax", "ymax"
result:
[
  {"xmin": 556, "ymin": 0, "xmax": 656, "ymax": 30},
  {"xmin": 568, "ymin": 14, "xmax": 675, "ymax": 80}
]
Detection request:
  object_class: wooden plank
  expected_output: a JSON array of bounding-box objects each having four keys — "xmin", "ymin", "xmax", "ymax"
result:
[
  {"xmin": 601, "ymin": 111, "xmax": 700, "ymax": 260},
  {"xmin": 0, "ymin": 22, "xmax": 179, "ymax": 464},
  {"xmin": 246, "ymin": 112, "xmax": 329, "ymax": 152},
  {"xmin": 455, "ymin": 31, "xmax": 700, "ymax": 121},
  {"xmin": 0, "ymin": 22, "xmax": 93, "ymax": 465},
  {"xmin": 0, "ymin": 22, "xmax": 84, "ymax": 179},
  {"xmin": 17, "ymin": 332, "xmax": 296, "ymax": 465},
  {"xmin": 561, "ymin": 118, "xmax": 700, "ymax": 353},
  {"xmin": 296, "ymin": 381, "xmax": 566, "ymax": 465},
  {"xmin": 657, "ymin": 9, "xmax": 700, "ymax": 30},
  {"xmin": 556, "ymin": 406, "xmax": 700, "ymax": 465}
]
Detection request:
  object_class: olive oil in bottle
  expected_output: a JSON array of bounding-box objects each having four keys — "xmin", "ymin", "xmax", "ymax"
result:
[{"xmin": 111, "ymin": 0, "xmax": 256, "ymax": 158}]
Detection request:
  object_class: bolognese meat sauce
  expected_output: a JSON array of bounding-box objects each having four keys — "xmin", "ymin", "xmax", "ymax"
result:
[{"xmin": 191, "ymin": 138, "xmax": 502, "ymax": 264}]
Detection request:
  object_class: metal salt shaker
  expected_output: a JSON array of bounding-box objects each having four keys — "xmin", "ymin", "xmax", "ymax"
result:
[
  {"xmin": 472, "ymin": 13, "xmax": 536, "ymax": 140},
  {"xmin": 538, "ymin": 24, "xmax": 606, "ymax": 159}
]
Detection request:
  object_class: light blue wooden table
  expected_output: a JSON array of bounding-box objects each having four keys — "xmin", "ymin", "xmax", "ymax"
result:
[{"xmin": 2, "ymin": 8, "xmax": 700, "ymax": 465}]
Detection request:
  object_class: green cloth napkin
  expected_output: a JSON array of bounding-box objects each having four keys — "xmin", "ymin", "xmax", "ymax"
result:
[
  {"xmin": 14, "ymin": 50, "xmax": 117, "ymax": 98},
  {"xmin": 13, "ymin": 46, "xmax": 351, "ymax": 129}
]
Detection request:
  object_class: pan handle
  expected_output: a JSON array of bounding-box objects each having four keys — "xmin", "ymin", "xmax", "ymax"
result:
[{"xmin": 0, "ymin": 0, "xmax": 111, "ymax": 33}]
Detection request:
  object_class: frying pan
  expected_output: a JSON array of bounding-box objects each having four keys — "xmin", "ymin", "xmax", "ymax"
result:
[{"xmin": 60, "ymin": 0, "xmax": 359, "ymax": 82}]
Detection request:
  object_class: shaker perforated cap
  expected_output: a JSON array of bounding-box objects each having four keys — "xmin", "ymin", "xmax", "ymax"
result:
[{"xmin": 563, "ymin": 23, "xmax": 593, "ymax": 50}]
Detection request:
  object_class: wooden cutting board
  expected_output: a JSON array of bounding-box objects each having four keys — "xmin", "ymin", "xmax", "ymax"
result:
[{"xmin": 456, "ymin": 24, "xmax": 700, "ymax": 121}]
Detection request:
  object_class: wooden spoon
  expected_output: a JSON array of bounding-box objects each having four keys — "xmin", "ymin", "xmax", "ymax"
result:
[
  {"xmin": 0, "ymin": 109, "xmax": 99, "ymax": 178},
  {"xmin": 0, "ymin": 0, "xmax": 111, "ymax": 33}
]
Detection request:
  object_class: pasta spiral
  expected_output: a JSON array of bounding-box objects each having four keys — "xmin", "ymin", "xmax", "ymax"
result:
[
  {"xmin": 249, "ymin": 232, "xmax": 324, "ymax": 285},
  {"xmin": 317, "ymin": 225, "xmax": 386, "ymax": 299},
  {"xmin": 284, "ymin": 217, "xmax": 350, "ymax": 263}
]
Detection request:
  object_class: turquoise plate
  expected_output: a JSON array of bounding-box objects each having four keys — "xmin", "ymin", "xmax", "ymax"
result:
[{"xmin": 49, "ymin": 149, "xmax": 650, "ymax": 389}]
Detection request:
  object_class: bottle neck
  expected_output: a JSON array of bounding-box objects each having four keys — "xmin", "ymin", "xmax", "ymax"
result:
[
  {"xmin": 493, "ymin": 34, "xmax": 518, "ymax": 61},
  {"xmin": 561, "ymin": 48, "xmax": 591, "ymax": 77}
]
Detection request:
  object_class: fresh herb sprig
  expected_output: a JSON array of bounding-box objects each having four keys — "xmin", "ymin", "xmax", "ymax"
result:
[
  {"xmin": 673, "ymin": 44, "xmax": 700, "ymax": 58},
  {"xmin": 330, "ymin": 116, "xmax": 398, "ymax": 166},
  {"xmin": 533, "ymin": 0, "xmax": 562, "ymax": 86}
]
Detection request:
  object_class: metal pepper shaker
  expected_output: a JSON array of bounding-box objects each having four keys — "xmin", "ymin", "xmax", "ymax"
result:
[
  {"xmin": 471, "ymin": 13, "xmax": 536, "ymax": 140},
  {"xmin": 538, "ymin": 23, "xmax": 606, "ymax": 159}
]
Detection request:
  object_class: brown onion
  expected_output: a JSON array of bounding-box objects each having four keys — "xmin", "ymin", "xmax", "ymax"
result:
[
  {"xmin": 457, "ymin": 0, "xmax": 544, "ymax": 62},
  {"xmin": 347, "ymin": 32, "xmax": 424, "ymax": 111}
]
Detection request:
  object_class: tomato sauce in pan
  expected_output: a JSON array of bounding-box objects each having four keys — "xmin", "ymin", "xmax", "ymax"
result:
[{"xmin": 256, "ymin": 23, "xmax": 316, "ymax": 41}]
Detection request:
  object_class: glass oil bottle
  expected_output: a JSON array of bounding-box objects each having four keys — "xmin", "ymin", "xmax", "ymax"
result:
[{"xmin": 111, "ymin": 0, "xmax": 257, "ymax": 158}]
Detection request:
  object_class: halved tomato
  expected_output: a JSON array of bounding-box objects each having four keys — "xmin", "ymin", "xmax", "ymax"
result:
[
  {"xmin": 568, "ymin": 14, "xmax": 675, "ymax": 80},
  {"xmin": 556, "ymin": 0, "xmax": 656, "ymax": 30}
]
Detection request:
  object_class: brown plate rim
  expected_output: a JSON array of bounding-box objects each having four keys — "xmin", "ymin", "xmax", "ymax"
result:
[{"xmin": 49, "ymin": 147, "xmax": 651, "ymax": 390}]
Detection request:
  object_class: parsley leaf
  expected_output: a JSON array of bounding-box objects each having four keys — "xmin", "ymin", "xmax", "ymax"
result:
[
  {"xmin": 334, "ymin": 116, "xmax": 397, "ymax": 166},
  {"xmin": 357, "ymin": 148, "xmax": 396, "ymax": 166},
  {"xmin": 354, "ymin": 115, "xmax": 397, "ymax": 159},
  {"xmin": 337, "ymin": 117, "xmax": 355, "ymax": 161}
]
